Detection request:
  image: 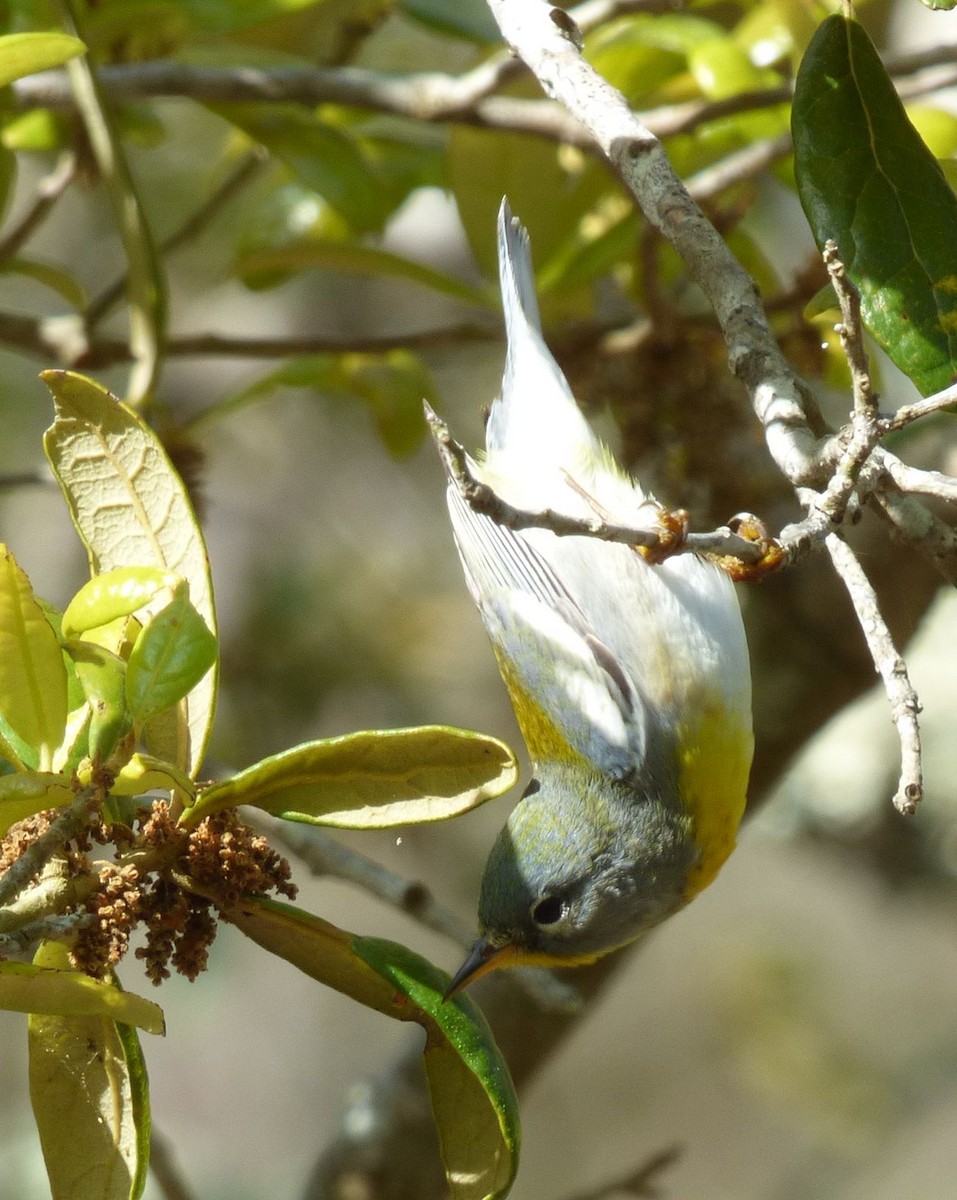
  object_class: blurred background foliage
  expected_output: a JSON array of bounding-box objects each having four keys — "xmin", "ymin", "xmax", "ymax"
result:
[{"xmin": 2, "ymin": 0, "xmax": 957, "ymax": 1197}]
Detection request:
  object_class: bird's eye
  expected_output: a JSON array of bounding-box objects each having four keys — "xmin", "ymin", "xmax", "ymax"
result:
[{"xmin": 531, "ymin": 895, "xmax": 564, "ymax": 926}]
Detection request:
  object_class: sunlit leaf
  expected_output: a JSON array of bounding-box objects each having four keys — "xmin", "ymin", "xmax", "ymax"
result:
[
  {"xmin": 227, "ymin": 897, "xmax": 520, "ymax": 1200},
  {"xmin": 2, "ymin": 955, "xmax": 165, "ymax": 1034},
  {"xmin": 793, "ymin": 15, "xmax": 957, "ymax": 395},
  {"xmin": 0, "ymin": 771, "xmax": 74, "ymax": 836},
  {"xmin": 0, "ymin": 544, "xmax": 67, "ymax": 770},
  {"xmin": 0, "ymin": 32, "xmax": 85, "ymax": 88},
  {"xmin": 42, "ymin": 371, "xmax": 218, "ymax": 776},
  {"xmin": 62, "ymin": 567, "xmax": 181, "ymax": 639},
  {"xmin": 180, "ymin": 726, "xmax": 518, "ymax": 828},
  {"xmin": 27, "ymin": 943, "xmax": 155, "ymax": 1200}
]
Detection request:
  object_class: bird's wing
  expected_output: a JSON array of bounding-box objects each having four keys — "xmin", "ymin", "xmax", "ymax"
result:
[{"xmin": 446, "ymin": 483, "xmax": 647, "ymax": 778}]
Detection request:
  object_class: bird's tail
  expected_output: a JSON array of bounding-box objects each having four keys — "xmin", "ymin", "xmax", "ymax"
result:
[{"xmin": 484, "ymin": 200, "xmax": 601, "ymax": 485}]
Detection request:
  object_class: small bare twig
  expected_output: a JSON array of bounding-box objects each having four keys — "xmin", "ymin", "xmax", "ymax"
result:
[
  {"xmin": 825, "ymin": 534, "xmax": 923, "ymax": 814},
  {"xmin": 561, "ymin": 1146, "xmax": 683, "ymax": 1200},
  {"xmin": 0, "ymin": 911, "xmax": 90, "ymax": 958},
  {"xmin": 881, "ymin": 381, "xmax": 957, "ymax": 433},
  {"xmin": 149, "ymin": 1129, "xmax": 200, "ymax": 1200},
  {"xmin": 0, "ymin": 151, "xmax": 77, "ymax": 262},
  {"xmin": 0, "ymin": 787, "xmax": 98, "ymax": 908},
  {"xmin": 425, "ymin": 402, "xmax": 769, "ymax": 566},
  {"xmin": 262, "ymin": 817, "xmax": 473, "ymax": 947}
]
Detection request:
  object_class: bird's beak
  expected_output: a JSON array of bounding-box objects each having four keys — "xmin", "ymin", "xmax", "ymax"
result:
[{"xmin": 443, "ymin": 937, "xmax": 517, "ymax": 1000}]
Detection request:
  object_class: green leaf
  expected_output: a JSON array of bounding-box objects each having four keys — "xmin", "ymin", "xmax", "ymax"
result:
[
  {"xmin": 355, "ymin": 936, "xmax": 521, "ymax": 1200},
  {"xmin": 27, "ymin": 943, "xmax": 155, "ymax": 1200},
  {"xmin": 2, "ymin": 955, "xmax": 165, "ymax": 1034},
  {"xmin": 227, "ymin": 896, "xmax": 520, "ymax": 1200},
  {"xmin": 793, "ymin": 14, "xmax": 957, "ymax": 396},
  {"xmin": 66, "ymin": 641, "xmax": 132, "ymax": 764},
  {"xmin": 62, "ymin": 567, "xmax": 181, "ymax": 639},
  {"xmin": 0, "ymin": 32, "xmax": 85, "ymax": 88},
  {"xmin": 42, "ymin": 371, "xmax": 218, "ymax": 777},
  {"xmin": 0, "ymin": 544, "xmax": 67, "ymax": 770},
  {"xmin": 180, "ymin": 726, "xmax": 518, "ymax": 829},
  {"xmin": 0, "ymin": 258, "xmax": 87, "ymax": 310},
  {"xmin": 213, "ymin": 103, "xmax": 383, "ymax": 232},
  {"xmin": 399, "ymin": 0, "xmax": 499, "ymax": 42},
  {"xmin": 228, "ymin": 350, "xmax": 433, "ymax": 457},
  {"xmin": 0, "ymin": 771, "xmax": 74, "ymax": 836},
  {"xmin": 449, "ymin": 123, "xmax": 613, "ymax": 290},
  {"xmin": 237, "ymin": 237, "xmax": 491, "ymax": 306},
  {"xmin": 125, "ymin": 585, "xmax": 217, "ymax": 727}
]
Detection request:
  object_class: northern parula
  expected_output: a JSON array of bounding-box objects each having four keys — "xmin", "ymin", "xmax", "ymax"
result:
[{"xmin": 442, "ymin": 201, "xmax": 753, "ymax": 996}]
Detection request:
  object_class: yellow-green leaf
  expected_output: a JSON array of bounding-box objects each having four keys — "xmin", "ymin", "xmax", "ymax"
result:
[
  {"xmin": 62, "ymin": 567, "xmax": 180, "ymax": 639},
  {"xmin": 1, "ymin": 956, "xmax": 164, "ymax": 1034},
  {"xmin": 0, "ymin": 544, "xmax": 67, "ymax": 770},
  {"xmin": 0, "ymin": 771, "xmax": 74, "ymax": 836},
  {"xmin": 227, "ymin": 897, "xmax": 519, "ymax": 1200},
  {"xmin": 0, "ymin": 32, "xmax": 85, "ymax": 89},
  {"xmin": 42, "ymin": 371, "xmax": 217, "ymax": 777},
  {"xmin": 180, "ymin": 726, "xmax": 518, "ymax": 829},
  {"xmin": 27, "ymin": 943, "xmax": 154, "ymax": 1200}
]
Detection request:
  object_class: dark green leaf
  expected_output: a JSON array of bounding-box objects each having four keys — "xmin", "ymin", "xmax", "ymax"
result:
[
  {"xmin": 125, "ymin": 586, "xmax": 217, "ymax": 728},
  {"xmin": 227, "ymin": 897, "xmax": 520, "ymax": 1200},
  {"xmin": 181, "ymin": 725, "xmax": 518, "ymax": 829},
  {"xmin": 212, "ymin": 104, "xmax": 383, "ymax": 232},
  {"xmin": 399, "ymin": 0, "xmax": 499, "ymax": 43},
  {"xmin": 793, "ymin": 15, "xmax": 957, "ymax": 395}
]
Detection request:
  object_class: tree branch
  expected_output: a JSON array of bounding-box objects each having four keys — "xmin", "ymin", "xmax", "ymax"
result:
[{"xmin": 825, "ymin": 534, "xmax": 923, "ymax": 814}]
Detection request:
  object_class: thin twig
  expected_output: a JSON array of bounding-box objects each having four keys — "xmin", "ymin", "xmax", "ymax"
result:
[
  {"xmin": 0, "ymin": 788, "xmax": 97, "ymax": 908},
  {"xmin": 426, "ymin": 402, "xmax": 768, "ymax": 565},
  {"xmin": 55, "ymin": 0, "xmax": 166, "ymax": 404},
  {"xmin": 149, "ymin": 1129, "xmax": 199, "ymax": 1200},
  {"xmin": 561, "ymin": 1145, "xmax": 683, "ymax": 1200},
  {"xmin": 825, "ymin": 534, "xmax": 923, "ymax": 815},
  {"xmin": 0, "ymin": 310, "xmax": 495, "ymax": 368},
  {"xmin": 881, "ymin": 381, "xmax": 957, "ymax": 433},
  {"xmin": 263, "ymin": 817, "xmax": 474, "ymax": 947},
  {"xmin": 880, "ymin": 458, "xmax": 957, "ymax": 505},
  {"xmin": 85, "ymin": 147, "xmax": 268, "ymax": 328},
  {"xmin": 0, "ymin": 911, "xmax": 90, "ymax": 958},
  {"xmin": 0, "ymin": 151, "xmax": 77, "ymax": 262}
]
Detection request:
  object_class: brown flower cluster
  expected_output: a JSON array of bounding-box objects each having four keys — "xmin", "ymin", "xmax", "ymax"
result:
[
  {"xmin": 2, "ymin": 799, "xmax": 296, "ymax": 988},
  {"xmin": 131, "ymin": 802, "xmax": 296, "ymax": 985},
  {"xmin": 71, "ymin": 862, "xmax": 142, "ymax": 978}
]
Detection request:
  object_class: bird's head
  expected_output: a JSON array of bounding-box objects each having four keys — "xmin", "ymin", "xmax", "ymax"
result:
[{"xmin": 444, "ymin": 763, "xmax": 696, "ymax": 996}]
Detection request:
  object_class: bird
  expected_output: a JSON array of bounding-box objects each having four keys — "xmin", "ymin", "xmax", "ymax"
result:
[{"xmin": 439, "ymin": 200, "xmax": 753, "ymax": 997}]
